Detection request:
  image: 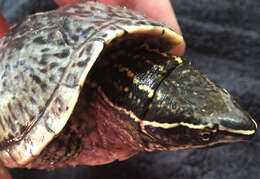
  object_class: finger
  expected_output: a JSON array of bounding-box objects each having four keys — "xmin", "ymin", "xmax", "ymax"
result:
[
  {"xmin": 0, "ymin": 162, "xmax": 12, "ymax": 179},
  {"xmin": 54, "ymin": 0, "xmax": 125, "ymax": 6},
  {"xmin": 54, "ymin": 0, "xmax": 80, "ymax": 6},
  {"xmin": 0, "ymin": 13, "xmax": 10, "ymax": 38}
]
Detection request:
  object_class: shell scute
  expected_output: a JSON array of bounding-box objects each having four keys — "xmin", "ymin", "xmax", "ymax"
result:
[
  {"xmin": 0, "ymin": 1, "xmax": 183, "ymax": 167},
  {"xmin": 0, "ymin": 21, "xmax": 74, "ymax": 150}
]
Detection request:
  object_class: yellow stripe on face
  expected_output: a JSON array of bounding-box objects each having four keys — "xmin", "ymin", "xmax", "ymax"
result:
[
  {"xmin": 218, "ymin": 125, "xmax": 256, "ymax": 135},
  {"xmin": 96, "ymin": 78, "xmax": 256, "ymax": 136},
  {"xmin": 141, "ymin": 120, "xmax": 256, "ymax": 135},
  {"xmin": 142, "ymin": 120, "xmax": 212, "ymax": 129}
]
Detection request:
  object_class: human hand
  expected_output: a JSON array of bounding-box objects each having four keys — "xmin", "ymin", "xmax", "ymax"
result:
[{"xmin": 0, "ymin": 14, "xmax": 10, "ymax": 38}]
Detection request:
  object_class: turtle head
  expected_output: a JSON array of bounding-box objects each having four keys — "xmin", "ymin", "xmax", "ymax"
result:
[
  {"xmin": 141, "ymin": 60, "xmax": 257, "ymax": 150},
  {"xmin": 91, "ymin": 41, "xmax": 257, "ymax": 151}
]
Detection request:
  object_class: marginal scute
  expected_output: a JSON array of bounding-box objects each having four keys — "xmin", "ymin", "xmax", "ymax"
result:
[
  {"xmin": 45, "ymin": 85, "xmax": 81, "ymax": 134},
  {"xmin": 0, "ymin": 1, "xmax": 183, "ymax": 167}
]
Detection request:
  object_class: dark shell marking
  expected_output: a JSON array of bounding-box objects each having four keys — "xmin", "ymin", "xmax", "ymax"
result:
[{"xmin": 0, "ymin": 2, "xmax": 181, "ymax": 167}]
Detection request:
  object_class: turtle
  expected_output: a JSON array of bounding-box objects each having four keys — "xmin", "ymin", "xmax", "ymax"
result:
[{"xmin": 0, "ymin": 1, "xmax": 257, "ymax": 178}]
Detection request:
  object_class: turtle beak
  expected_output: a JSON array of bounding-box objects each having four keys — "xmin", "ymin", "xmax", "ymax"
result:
[
  {"xmin": 210, "ymin": 90, "xmax": 258, "ymax": 143},
  {"xmin": 197, "ymin": 107, "xmax": 257, "ymax": 148},
  {"xmin": 217, "ymin": 110, "xmax": 257, "ymax": 142},
  {"xmin": 195, "ymin": 86, "xmax": 258, "ymax": 145}
]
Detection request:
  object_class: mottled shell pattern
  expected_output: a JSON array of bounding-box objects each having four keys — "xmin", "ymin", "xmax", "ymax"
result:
[{"xmin": 0, "ymin": 2, "xmax": 183, "ymax": 167}]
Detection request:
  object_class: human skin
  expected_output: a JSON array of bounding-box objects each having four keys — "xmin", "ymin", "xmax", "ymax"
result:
[
  {"xmin": 0, "ymin": 14, "xmax": 10, "ymax": 38},
  {"xmin": 0, "ymin": 0, "xmax": 185, "ymax": 55},
  {"xmin": 0, "ymin": 161, "xmax": 11, "ymax": 179}
]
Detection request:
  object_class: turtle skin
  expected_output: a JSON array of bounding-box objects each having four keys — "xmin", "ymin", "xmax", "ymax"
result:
[
  {"xmin": 0, "ymin": 0, "xmax": 182, "ymax": 170},
  {"xmin": 0, "ymin": 2, "xmax": 257, "ymax": 179}
]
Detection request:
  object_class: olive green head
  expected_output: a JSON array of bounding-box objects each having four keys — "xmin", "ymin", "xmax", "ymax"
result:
[
  {"xmin": 92, "ymin": 41, "xmax": 257, "ymax": 151},
  {"xmin": 140, "ymin": 60, "xmax": 257, "ymax": 150}
]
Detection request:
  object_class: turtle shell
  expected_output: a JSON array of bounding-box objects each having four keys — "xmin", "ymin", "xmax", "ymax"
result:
[{"xmin": 0, "ymin": 2, "xmax": 183, "ymax": 167}]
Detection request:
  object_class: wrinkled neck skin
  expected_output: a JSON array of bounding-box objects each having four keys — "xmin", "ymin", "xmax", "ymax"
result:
[{"xmin": 26, "ymin": 85, "xmax": 153, "ymax": 170}]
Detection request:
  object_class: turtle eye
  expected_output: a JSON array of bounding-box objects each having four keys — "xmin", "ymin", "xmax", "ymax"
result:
[{"xmin": 199, "ymin": 131, "xmax": 213, "ymax": 142}]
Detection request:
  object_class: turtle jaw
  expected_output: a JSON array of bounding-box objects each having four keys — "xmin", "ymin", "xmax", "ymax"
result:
[
  {"xmin": 179, "ymin": 94, "xmax": 257, "ymax": 149},
  {"xmin": 200, "ymin": 88, "xmax": 258, "ymax": 143},
  {"xmin": 139, "ymin": 62, "xmax": 258, "ymax": 150},
  {"xmin": 140, "ymin": 110, "xmax": 257, "ymax": 151},
  {"xmin": 207, "ymin": 107, "xmax": 258, "ymax": 143},
  {"xmin": 195, "ymin": 114, "xmax": 257, "ymax": 149}
]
